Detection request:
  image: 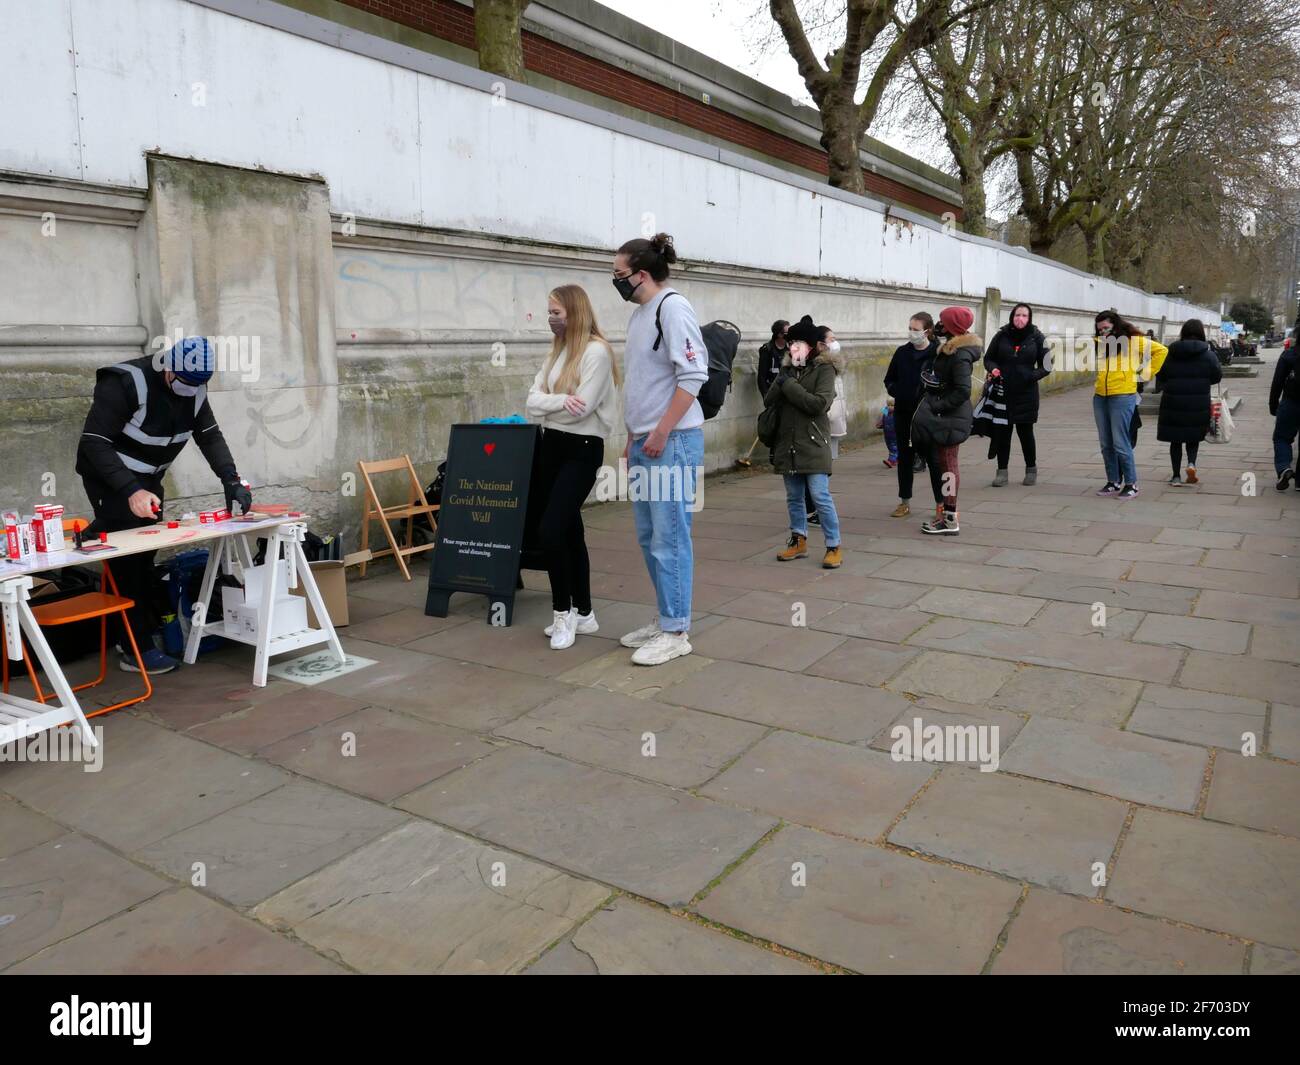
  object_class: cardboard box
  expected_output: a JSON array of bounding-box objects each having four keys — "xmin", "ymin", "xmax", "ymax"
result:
[{"xmin": 290, "ymin": 560, "xmax": 349, "ymax": 629}]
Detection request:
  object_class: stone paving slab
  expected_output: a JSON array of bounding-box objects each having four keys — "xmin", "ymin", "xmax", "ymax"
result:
[
  {"xmin": 1193, "ymin": 589, "xmax": 1300, "ymax": 626},
  {"xmin": 799, "ymin": 574, "xmax": 928, "ymax": 610},
  {"xmin": 258, "ymin": 705, "xmax": 496, "ymax": 803},
  {"xmin": 1251, "ymin": 944, "xmax": 1300, "ymax": 975},
  {"xmin": 708, "ymin": 588, "xmax": 844, "ymax": 627},
  {"xmin": 1248, "ymin": 625, "xmax": 1299, "ymax": 662},
  {"xmin": 255, "ymin": 821, "xmax": 608, "ymax": 973},
  {"xmin": 1025, "ymin": 600, "xmax": 1147, "ymax": 640},
  {"xmin": 397, "ymin": 747, "xmax": 776, "ymax": 906},
  {"xmin": 134, "ymin": 781, "xmax": 409, "ymax": 907},
  {"xmin": 890, "ymin": 768, "xmax": 1126, "ymax": 895},
  {"xmin": 1128, "ymin": 561, "xmax": 1298, "ymax": 599},
  {"xmin": 1097, "ymin": 541, "xmax": 1206, "ymax": 565},
  {"xmin": 1268, "ymin": 704, "xmax": 1300, "ymax": 761},
  {"xmin": 496, "ymin": 686, "xmax": 765, "ymax": 788},
  {"xmin": 986, "ymin": 548, "xmax": 1132, "ymax": 578},
  {"xmin": 886, "ymin": 650, "xmax": 1018, "ymax": 704},
  {"xmin": 526, "ymin": 898, "xmax": 818, "ymax": 974},
  {"xmin": 1017, "ymin": 572, "xmax": 1197, "ymax": 615},
  {"xmin": 1126, "ymin": 685, "xmax": 1267, "ymax": 750},
  {"xmin": 913, "ymin": 587, "xmax": 1045, "ymax": 625},
  {"xmin": 1000, "ymin": 716, "xmax": 1207, "ymax": 811},
  {"xmin": 1131, "ymin": 613, "xmax": 1250, "ymax": 654},
  {"xmin": 555, "ymin": 647, "xmax": 713, "ymax": 699},
  {"xmin": 699, "ymin": 729, "xmax": 932, "ymax": 839},
  {"xmin": 9, "ymin": 888, "xmax": 344, "ymax": 974},
  {"xmin": 696, "ymin": 826, "xmax": 1019, "ymax": 974},
  {"xmin": 655, "ymin": 659, "xmax": 909, "ymax": 744},
  {"xmin": 1108, "ymin": 810, "xmax": 1300, "ymax": 949},
  {"xmin": 0, "ymin": 796, "xmax": 64, "ymax": 859},
  {"xmin": 873, "ymin": 557, "xmax": 1037, "ymax": 594},
  {"xmin": 906, "ymin": 616, "xmax": 1182, "ymax": 684},
  {"xmin": 187, "ymin": 688, "xmax": 368, "ymax": 755},
  {"xmin": 1154, "ymin": 528, "xmax": 1242, "ymax": 550},
  {"xmin": 991, "ymin": 890, "xmax": 1246, "ymax": 975},
  {"xmin": 403, "ymin": 613, "xmax": 617, "ymax": 676},
  {"xmin": 0, "ymin": 715, "xmax": 288, "ymax": 852},
  {"xmin": 687, "ymin": 616, "xmax": 848, "ymax": 673},
  {"xmin": 1203, "ymin": 754, "xmax": 1300, "ymax": 838},
  {"xmin": 127, "ymin": 661, "xmax": 301, "ymax": 730},
  {"xmin": 0, "ymin": 833, "xmax": 168, "ymax": 969},
  {"xmin": 870, "ymin": 701, "xmax": 1026, "ymax": 763},
  {"xmin": 342, "ymin": 605, "xmax": 473, "ymax": 646},
  {"xmin": 811, "ymin": 603, "xmax": 935, "ymax": 643},
  {"xmin": 989, "ymin": 666, "xmax": 1142, "ymax": 727},
  {"xmin": 1177, "ymin": 650, "xmax": 1300, "ymax": 706},
  {"xmin": 804, "ymin": 637, "xmax": 919, "ymax": 687}
]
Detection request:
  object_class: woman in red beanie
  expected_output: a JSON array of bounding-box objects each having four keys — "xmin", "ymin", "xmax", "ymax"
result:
[{"xmin": 909, "ymin": 306, "xmax": 981, "ymax": 534}]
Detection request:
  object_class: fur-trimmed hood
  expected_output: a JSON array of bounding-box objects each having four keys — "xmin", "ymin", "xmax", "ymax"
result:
[{"xmin": 939, "ymin": 332, "xmax": 982, "ymax": 356}]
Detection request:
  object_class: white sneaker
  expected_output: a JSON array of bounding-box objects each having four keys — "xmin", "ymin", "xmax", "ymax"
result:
[
  {"xmin": 545, "ymin": 609, "xmax": 599, "ymax": 637},
  {"xmin": 620, "ymin": 618, "xmax": 660, "ymax": 648},
  {"xmin": 631, "ymin": 630, "xmax": 692, "ymax": 666},
  {"xmin": 549, "ymin": 610, "xmax": 576, "ymax": 650}
]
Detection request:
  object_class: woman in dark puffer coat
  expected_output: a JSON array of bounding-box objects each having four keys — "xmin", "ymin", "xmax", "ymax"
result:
[
  {"xmin": 984, "ymin": 303, "xmax": 1051, "ymax": 486},
  {"xmin": 1156, "ymin": 318, "xmax": 1222, "ymax": 486},
  {"xmin": 911, "ymin": 305, "xmax": 981, "ymax": 535}
]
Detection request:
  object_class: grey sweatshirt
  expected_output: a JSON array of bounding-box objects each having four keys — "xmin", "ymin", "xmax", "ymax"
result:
[{"xmin": 622, "ymin": 288, "xmax": 709, "ymax": 436}]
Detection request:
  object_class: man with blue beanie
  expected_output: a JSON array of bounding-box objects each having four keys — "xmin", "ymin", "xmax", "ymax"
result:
[{"xmin": 76, "ymin": 337, "xmax": 253, "ymax": 673}]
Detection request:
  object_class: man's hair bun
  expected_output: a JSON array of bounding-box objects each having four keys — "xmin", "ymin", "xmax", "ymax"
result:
[{"xmin": 650, "ymin": 233, "xmax": 677, "ymax": 263}]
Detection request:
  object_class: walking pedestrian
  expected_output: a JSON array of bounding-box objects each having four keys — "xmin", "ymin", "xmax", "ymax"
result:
[
  {"xmin": 611, "ymin": 233, "xmax": 707, "ymax": 666},
  {"xmin": 526, "ymin": 284, "xmax": 620, "ymax": 649},
  {"xmin": 766, "ymin": 315, "xmax": 843, "ymax": 568},
  {"xmin": 1155, "ymin": 318, "xmax": 1221, "ymax": 487},
  {"xmin": 910, "ymin": 306, "xmax": 980, "ymax": 535},
  {"xmin": 805, "ymin": 325, "xmax": 843, "ymax": 524},
  {"xmin": 1271, "ymin": 323, "xmax": 1300, "ymax": 490},
  {"xmin": 883, "ymin": 312, "xmax": 938, "ymax": 518},
  {"xmin": 984, "ymin": 303, "xmax": 1051, "ymax": 486}
]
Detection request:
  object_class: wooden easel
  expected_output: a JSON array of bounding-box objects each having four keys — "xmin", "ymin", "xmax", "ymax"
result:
[{"xmin": 357, "ymin": 455, "xmax": 439, "ymax": 581}]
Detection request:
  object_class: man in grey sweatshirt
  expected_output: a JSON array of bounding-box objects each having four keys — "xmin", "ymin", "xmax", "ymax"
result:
[{"xmin": 611, "ymin": 234, "xmax": 708, "ymax": 666}]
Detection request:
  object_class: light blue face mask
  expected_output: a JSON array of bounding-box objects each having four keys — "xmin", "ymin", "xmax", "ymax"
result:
[{"xmin": 168, "ymin": 376, "xmax": 201, "ymax": 397}]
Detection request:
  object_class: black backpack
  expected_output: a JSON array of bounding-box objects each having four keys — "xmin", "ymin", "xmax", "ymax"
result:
[{"xmin": 653, "ymin": 293, "xmax": 740, "ymax": 419}]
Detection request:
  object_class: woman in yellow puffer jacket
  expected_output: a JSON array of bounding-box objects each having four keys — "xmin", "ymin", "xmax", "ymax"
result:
[{"xmin": 1091, "ymin": 310, "xmax": 1168, "ymax": 499}]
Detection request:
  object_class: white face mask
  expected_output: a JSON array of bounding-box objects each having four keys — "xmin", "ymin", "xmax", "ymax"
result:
[
  {"xmin": 825, "ymin": 340, "xmax": 841, "ymax": 355},
  {"xmin": 168, "ymin": 376, "xmax": 201, "ymax": 397},
  {"xmin": 909, "ymin": 329, "xmax": 928, "ymax": 347}
]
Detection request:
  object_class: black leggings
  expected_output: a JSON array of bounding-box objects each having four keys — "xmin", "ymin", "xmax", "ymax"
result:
[
  {"xmin": 1170, "ymin": 440, "xmax": 1200, "ymax": 474},
  {"xmin": 994, "ymin": 423, "xmax": 1037, "ymax": 468},
  {"xmin": 535, "ymin": 428, "xmax": 604, "ymax": 614},
  {"xmin": 895, "ymin": 404, "xmax": 917, "ymax": 499}
]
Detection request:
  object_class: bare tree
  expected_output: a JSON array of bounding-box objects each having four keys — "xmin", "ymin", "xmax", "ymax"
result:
[{"xmin": 767, "ymin": 0, "xmax": 995, "ymax": 195}]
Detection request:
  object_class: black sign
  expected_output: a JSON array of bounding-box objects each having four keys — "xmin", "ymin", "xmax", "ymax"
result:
[{"xmin": 425, "ymin": 423, "xmax": 539, "ymax": 626}]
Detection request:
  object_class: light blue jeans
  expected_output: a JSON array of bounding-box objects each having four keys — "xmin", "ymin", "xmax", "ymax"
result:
[
  {"xmin": 1093, "ymin": 393, "xmax": 1139, "ymax": 485},
  {"xmin": 629, "ymin": 428, "xmax": 703, "ymax": 632},
  {"xmin": 784, "ymin": 474, "xmax": 841, "ymax": 547}
]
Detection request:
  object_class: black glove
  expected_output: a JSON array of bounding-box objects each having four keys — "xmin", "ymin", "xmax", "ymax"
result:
[
  {"xmin": 1136, "ymin": 380, "xmax": 1146, "ymax": 393},
  {"xmin": 224, "ymin": 478, "xmax": 253, "ymax": 515}
]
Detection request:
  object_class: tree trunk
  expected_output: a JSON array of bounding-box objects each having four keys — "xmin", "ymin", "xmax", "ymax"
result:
[
  {"xmin": 958, "ymin": 160, "xmax": 987, "ymax": 237},
  {"xmin": 819, "ymin": 103, "xmax": 865, "ymax": 195},
  {"xmin": 475, "ymin": 0, "xmax": 528, "ymax": 82}
]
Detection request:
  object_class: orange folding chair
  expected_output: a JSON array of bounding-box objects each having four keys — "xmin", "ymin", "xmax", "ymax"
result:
[{"xmin": 1, "ymin": 518, "xmax": 152, "ymax": 718}]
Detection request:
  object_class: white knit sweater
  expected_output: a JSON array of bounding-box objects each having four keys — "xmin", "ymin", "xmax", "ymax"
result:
[{"xmin": 525, "ymin": 339, "xmax": 619, "ymax": 439}]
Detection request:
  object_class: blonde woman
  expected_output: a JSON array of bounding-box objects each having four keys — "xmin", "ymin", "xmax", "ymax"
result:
[{"xmin": 526, "ymin": 284, "xmax": 621, "ymax": 649}]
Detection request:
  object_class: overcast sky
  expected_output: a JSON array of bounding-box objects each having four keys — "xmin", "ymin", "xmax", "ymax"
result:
[{"xmin": 591, "ymin": 0, "xmax": 948, "ymax": 169}]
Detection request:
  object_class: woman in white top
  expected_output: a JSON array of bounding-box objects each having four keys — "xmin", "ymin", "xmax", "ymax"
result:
[{"xmin": 525, "ymin": 284, "xmax": 621, "ymax": 649}]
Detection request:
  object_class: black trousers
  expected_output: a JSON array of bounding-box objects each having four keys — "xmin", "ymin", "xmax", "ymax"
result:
[
  {"xmin": 535, "ymin": 428, "xmax": 603, "ymax": 614},
  {"xmin": 994, "ymin": 422, "xmax": 1037, "ymax": 468},
  {"xmin": 81, "ymin": 474, "xmax": 163, "ymax": 644},
  {"xmin": 1170, "ymin": 440, "xmax": 1200, "ymax": 473},
  {"xmin": 895, "ymin": 403, "xmax": 917, "ymax": 499}
]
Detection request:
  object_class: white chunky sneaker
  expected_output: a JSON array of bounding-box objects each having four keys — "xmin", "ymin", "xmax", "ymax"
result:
[
  {"xmin": 549, "ymin": 610, "xmax": 576, "ymax": 650},
  {"xmin": 631, "ymin": 630, "xmax": 692, "ymax": 666},
  {"xmin": 620, "ymin": 618, "xmax": 660, "ymax": 648},
  {"xmin": 545, "ymin": 609, "xmax": 600, "ymax": 638}
]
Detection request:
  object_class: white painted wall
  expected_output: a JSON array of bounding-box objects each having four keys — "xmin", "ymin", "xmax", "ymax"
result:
[{"xmin": 2, "ymin": 0, "xmax": 1218, "ymax": 326}]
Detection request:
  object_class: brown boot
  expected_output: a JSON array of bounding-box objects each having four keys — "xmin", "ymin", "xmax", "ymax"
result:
[
  {"xmin": 1185, "ymin": 466, "xmax": 1199, "ymax": 485},
  {"xmin": 777, "ymin": 533, "xmax": 808, "ymax": 561},
  {"xmin": 890, "ymin": 501, "xmax": 910, "ymax": 518},
  {"xmin": 822, "ymin": 546, "xmax": 843, "ymax": 569}
]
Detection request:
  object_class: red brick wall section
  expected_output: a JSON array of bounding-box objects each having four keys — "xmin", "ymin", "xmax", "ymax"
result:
[{"xmin": 336, "ymin": 0, "xmax": 963, "ymax": 220}]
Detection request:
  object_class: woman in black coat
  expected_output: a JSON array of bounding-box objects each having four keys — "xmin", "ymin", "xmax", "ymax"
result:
[
  {"xmin": 1156, "ymin": 318, "xmax": 1222, "ymax": 486},
  {"xmin": 983, "ymin": 303, "xmax": 1051, "ymax": 486},
  {"xmin": 882, "ymin": 311, "xmax": 938, "ymax": 517}
]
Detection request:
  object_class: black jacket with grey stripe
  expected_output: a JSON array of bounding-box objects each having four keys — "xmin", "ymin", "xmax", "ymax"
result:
[{"xmin": 76, "ymin": 355, "xmax": 238, "ymax": 497}]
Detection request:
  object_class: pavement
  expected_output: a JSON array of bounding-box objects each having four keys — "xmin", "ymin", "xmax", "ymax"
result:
[{"xmin": 2, "ymin": 351, "xmax": 1298, "ymax": 975}]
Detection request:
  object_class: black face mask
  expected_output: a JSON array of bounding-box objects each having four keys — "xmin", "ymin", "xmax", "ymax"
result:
[{"xmin": 613, "ymin": 273, "xmax": 642, "ymax": 302}]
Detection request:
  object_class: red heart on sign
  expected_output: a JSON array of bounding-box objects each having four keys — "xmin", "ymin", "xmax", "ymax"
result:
[{"xmin": 483, "ymin": 443, "xmax": 496, "ymax": 455}]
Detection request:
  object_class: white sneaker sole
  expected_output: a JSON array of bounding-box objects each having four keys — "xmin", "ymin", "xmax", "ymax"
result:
[
  {"xmin": 550, "ymin": 633, "xmax": 576, "ymax": 650},
  {"xmin": 631, "ymin": 640, "xmax": 692, "ymax": 666},
  {"xmin": 620, "ymin": 630, "xmax": 659, "ymax": 649}
]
